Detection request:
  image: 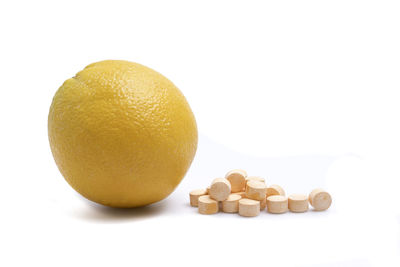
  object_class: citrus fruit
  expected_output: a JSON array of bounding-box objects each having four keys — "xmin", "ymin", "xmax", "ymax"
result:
[{"xmin": 48, "ymin": 60, "xmax": 198, "ymax": 208}]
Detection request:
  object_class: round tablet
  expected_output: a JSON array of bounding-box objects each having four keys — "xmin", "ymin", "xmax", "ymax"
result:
[
  {"xmin": 189, "ymin": 189, "xmax": 208, "ymax": 207},
  {"xmin": 225, "ymin": 169, "xmax": 247, "ymax": 193},
  {"xmin": 209, "ymin": 178, "xmax": 231, "ymax": 201},
  {"xmin": 266, "ymin": 184, "xmax": 285, "ymax": 198},
  {"xmin": 222, "ymin": 194, "xmax": 242, "ymax": 213},
  {"xmin": 288, "ymin": 194, "xmax": 308, "ymax": 213},
  {"xmin": 245, "ymin": 180, "xmax": 267, "ymax": 201},
  {"xmin": 198, "ymin": 195, "xmax": 219, "ymax": 214},
  {"xmin": 238, "ymin": 198, "xmax": 260, "ymax": 217},
  {"xmin": 266, "ymin": 195, "xmax": 288, "ymax": 214},
  {"xmin": 309, "ymin": 189, "xmax": 332, "ymax": 211}
]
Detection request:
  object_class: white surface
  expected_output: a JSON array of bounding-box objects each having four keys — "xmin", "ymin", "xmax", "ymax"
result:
[{"xmin": 1, "ymin": 1, "xmax": 400, "ymax": 266}]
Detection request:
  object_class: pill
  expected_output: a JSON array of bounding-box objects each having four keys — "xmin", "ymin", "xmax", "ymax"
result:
[
  {"xmin": 189, "ymin": 189, "xmax": 208, "ymax": 207},
  {"xmin": 266, "ymin": 184, "xmax": 285, "ymax": 198},
  {"xmin": 225, "ymin": 169, "xmax": 247, "ymax": 193},
  {"xmin": 260, "ymin": 197, "xmax": 266, "ymax": 211},
  {"xmin": 266, "ymin": 195, "xmax": 288, "ymax": 214},
  {"xmin": 198, "ymin": 195, "xmax": 219, "ymax": 214},
  {"xmin": 245, "ymin": 176, "xmax": 266, "ymax": 192},
  {"xmin": 209, "ymin": 178, "xmax": 231, "ymax": 201},
  {"xmin": 206, "ymin": 186, "xmax": 210, "ymax": 194},
  {"xmin": 309, "ymin": 188, "xmax": 332, "ymax": 211},
  {"xmin": 238, "ymin": 198, "xmax": 260, "ymax": 217},
  {"xmin": 288, "ymin": 194, "xmax": 309, "ymax": 212},
  {"xmin": 233, "ymin": 191, "xmax": 246, "ymax": 198},
  {"xmin": 222, "ymin": 194, "xmax": 242, "ymax": 213},
  {"xmin": 245, "ymin": 180, "xmax": 267, "ymax": 201}
]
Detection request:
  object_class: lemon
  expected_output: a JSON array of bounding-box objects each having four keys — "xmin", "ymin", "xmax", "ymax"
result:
[{"xmin": 48, "ymin": 60, "xmax": 198, "ymax": 208}]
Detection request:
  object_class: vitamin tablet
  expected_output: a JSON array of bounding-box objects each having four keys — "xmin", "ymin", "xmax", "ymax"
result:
[
  {"xmin": 189, "ymin": 189, "xmax": 208, "ymax": 207},
  {"xmin": 260, "ymin": 197, "xmax": 266, "ymax": 211},
  {"xmin": 225, "ymin": 169, "xmax": 247, "ymax": 193},
  {"xmin": 266, "ymin": 184, "xmax": 285, "ymax": 198},
  {"xmin": 209, "ymin": 178, "xmax": 231, "ymax": 201},
  {"xmin": 222, "ymin": 194, "xmax": 242, "ymax": 213},
  {"xmin": 238, "ymin": 198, "xmax": 260, "ymax": 217},
  {"xmin": 309, "ymin": 188, "xmax": 332, "ymax": 211},
  {"xmin": 288, "ymin": 194, "xmax": 308, "ymax": 213},
  {"xmin": 266, "ymin": 195, "xmax": 288, "ymax": 214},
  {"xmin": 245, "ymin": 180, "xmax": 267, "ymax": 201},
  {"xmin": 198, "ymin": 195, "xmax": 219, "ymax": 214}
]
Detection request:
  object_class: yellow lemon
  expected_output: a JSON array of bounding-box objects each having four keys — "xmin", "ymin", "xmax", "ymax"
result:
[{"xmin": 48, "ymin": 60, "xmax": 198, "ymax": 208}]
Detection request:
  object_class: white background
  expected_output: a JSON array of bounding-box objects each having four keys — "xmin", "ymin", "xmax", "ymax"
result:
[{"xmin": 1, "ymin": 1, "xmax": 399, "ymax": 266}]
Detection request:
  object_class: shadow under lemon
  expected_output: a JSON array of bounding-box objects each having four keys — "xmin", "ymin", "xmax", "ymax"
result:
[{"xmin": 71, "ymin": 193, "xmax": 170, "ymax": 222}]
